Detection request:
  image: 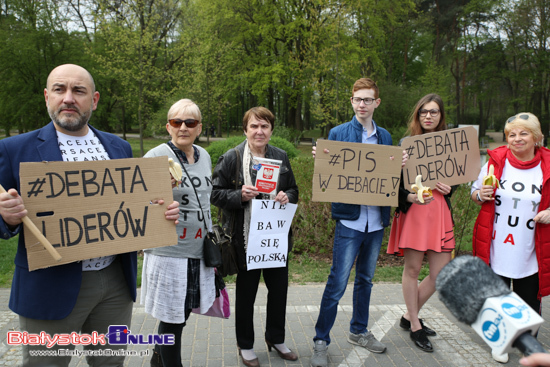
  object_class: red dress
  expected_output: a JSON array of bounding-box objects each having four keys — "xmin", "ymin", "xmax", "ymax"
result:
[{"xmin": 387, "ymin": 190, "xmax": 455, "ymax": 256}]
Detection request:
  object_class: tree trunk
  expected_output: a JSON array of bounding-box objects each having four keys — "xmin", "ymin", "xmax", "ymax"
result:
[{"xmin": 294, "ymin": 92, "xmax": 302, "ymax": 131}]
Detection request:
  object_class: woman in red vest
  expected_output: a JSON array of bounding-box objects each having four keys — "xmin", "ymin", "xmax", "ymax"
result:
[{"xmin": 471, "ymin": 113, "xmax": 550, "ymax": 363}]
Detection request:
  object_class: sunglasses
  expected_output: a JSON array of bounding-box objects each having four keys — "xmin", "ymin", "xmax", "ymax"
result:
[
  {"xmin": 168, "ymin": 118, "xmax": 200, "ymax": 128},
  {"xmin": 506, "ymin": 114, "xmax": 529, "ymax": 123}
]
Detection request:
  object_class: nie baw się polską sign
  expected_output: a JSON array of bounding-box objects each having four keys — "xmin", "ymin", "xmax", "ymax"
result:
[
  {"xmin": 246, "ymin": 200, "xmax": 297, "ymax": 270},
  {"xmin": 19, "ymin": 157, "xmax": 177, "ymax": 271},
  {"xmin": 312, "ymin": 139, "xmax": 403, "ymax": 207},
  {"xmin": 401, "ymin": 126, "xmax": 480, "ymax": 190}
]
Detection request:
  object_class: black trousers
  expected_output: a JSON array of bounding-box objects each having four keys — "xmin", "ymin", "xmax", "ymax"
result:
[
  {"xmin": 235, "ymin": 265, "xmax": 289, "ymax": 349},
  {"xmin": 154, "ymin": 309, "xmax": 192, "ymax": 367},
  {"xmin": 500, "ymin": 272, "xmax": 541, "ymax": 315}
]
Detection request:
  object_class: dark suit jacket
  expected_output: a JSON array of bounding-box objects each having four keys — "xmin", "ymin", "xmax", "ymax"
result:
[{"xmin": 0, "ymin": 122, "xmax": 137, "ymax": 320}]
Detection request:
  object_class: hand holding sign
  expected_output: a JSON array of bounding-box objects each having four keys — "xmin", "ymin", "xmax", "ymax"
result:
[{"xmin": 0, "ymin": 184, "xmax": 62, "ymax": 261}]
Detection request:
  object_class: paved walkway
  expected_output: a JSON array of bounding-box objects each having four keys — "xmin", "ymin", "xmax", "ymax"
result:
[{"xmin": 0, "ymin": 284, "xmax": 549, "ymax": 366}]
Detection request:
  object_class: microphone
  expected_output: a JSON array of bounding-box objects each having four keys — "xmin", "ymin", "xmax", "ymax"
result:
[{"xmin": 436, "ymin": 255, "xmax": 545, "ymax": 356}]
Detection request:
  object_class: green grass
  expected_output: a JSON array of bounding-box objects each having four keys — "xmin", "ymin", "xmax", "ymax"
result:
[
  {"xmin": 0, "ymin": 237, "xmax": 430, "ymax": 288},
  {"xmin": 0, "ymin": 236, "xmax": 18, "ymax": 287},
  {"xmin": 127, "ymin": 137, "xmax": 170, "ymax": 158}
]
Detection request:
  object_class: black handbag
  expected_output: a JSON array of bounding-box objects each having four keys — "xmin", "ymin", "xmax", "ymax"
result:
[
  {"xmin": 216, "ymin": 225, "xmax": 239, "ymax": 277},
  {"xmin": 203, "ymin": 225, "xmax": 229, "ymax": 268},
  {"xmin": 203, "ymin": 227, "xmax": 223, "ymax": 268},
  {"xmin": 216, "ymin": 148, "xmax": 241, "ymax": 276}
]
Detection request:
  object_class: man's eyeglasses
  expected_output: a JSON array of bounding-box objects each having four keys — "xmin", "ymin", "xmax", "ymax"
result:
[
  {"xmin": 168, "ymin": 119, "xmax": 200, "ymax": 128},
  {"xmin": 351, "ymin": 97, "xmax": 376, "ymax": 105},
  {"xmin": 419, "ymin": 109, "xmax": 440, "ymax": 117},
  {"xmin": 507, "ymin": 114, "xmax": 530, "ymax": 123}
]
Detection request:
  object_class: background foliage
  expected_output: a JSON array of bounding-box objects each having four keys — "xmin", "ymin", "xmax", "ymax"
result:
[
  {"xmin": 206, "ymin": 136, "xmax": 299, "ymax": 164},
  {"xmin": 1, "ymin": 0, "xmax": 548, "ymax": 142}
]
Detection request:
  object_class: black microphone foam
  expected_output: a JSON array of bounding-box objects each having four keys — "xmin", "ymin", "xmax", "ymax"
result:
[{"xmin": 435, "ymin": 255, "xmax": 511, "ymax": 325}]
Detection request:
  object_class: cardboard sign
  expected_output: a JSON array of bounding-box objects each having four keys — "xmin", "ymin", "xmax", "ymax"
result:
[
  {"xmin": 19, "ymin": 157, "xmax": 177, "ymax": 271},
  {"xmin": 401, "ymin": 126, "xmax": 481, "ymax": 189},
  {"xmin": 312, "ymin": 140, "xmax": 403, "ymax": 207},
  {"xmin": 246, "ymin": 200, "xmax": 297, "ymax": 270}
]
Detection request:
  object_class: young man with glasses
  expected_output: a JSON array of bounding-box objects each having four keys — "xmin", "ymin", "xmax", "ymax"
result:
[{"xmin": 311, "ymin": 78, "xmax": 404, "ymax": 367}]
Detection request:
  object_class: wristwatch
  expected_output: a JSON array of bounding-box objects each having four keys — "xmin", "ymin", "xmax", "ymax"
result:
[{"xmin": 476, "ymin": 191, "xmax": 484, "ymax": 202}]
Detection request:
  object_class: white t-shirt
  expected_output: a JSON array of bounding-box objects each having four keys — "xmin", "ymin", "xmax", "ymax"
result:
[
  {"xmin": 472, "ymin": 160, "xmax": 542, "ymax": 278},
  {"xmin": 56, "ymin": 129, "xmax": 115, "ymax": 271}
]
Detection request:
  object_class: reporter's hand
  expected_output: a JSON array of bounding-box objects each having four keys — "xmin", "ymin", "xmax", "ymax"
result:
[{"xmin": 520, "ymin": 353, "xmax": 550, "ymax": 366}]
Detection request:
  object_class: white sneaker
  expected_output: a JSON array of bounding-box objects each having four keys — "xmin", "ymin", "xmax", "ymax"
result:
[{"xmin": 491, "ymin": 351, "xmax": 509, "ymax": 363}]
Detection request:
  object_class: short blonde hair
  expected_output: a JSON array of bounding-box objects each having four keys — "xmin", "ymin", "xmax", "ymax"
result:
[
  {"xmin": 504, "ymin": 112, "xmax": 543, "ymax": 147},
  {"xmin": 167, "ymin": 99, "xmax": 201, "ymax": 122}
]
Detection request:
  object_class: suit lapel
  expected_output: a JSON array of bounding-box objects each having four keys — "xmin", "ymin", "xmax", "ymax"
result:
[
  {"xmin": 36, "ymin": 122, "xmax": 63, "ymax": 162},
  {"xmin": 90, "ymin": 125, "xmax": 125, "ymax": 159}
]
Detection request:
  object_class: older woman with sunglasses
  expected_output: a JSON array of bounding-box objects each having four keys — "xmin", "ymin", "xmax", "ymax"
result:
[
  {"xmin": 471, "ymin": 112, "xmax": 550, "ymax": 363},
  {"xmin": 140, "ymin": 99, "xmax": 216, "ymax": 367}
]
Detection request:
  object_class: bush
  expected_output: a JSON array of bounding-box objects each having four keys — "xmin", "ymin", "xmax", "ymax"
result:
[
  {"xmin": 206, "ymin": 136, "xmax": 245, "ymax": 164},
  {"xmin": 451, "ymin": 183, "xmax": 481, "ymax": 254},
  {"xmin": 289, "ymin": 157, "xmax": 335, "ymax": 255},
  {"xmin": 272, "ymin": 126, "xmax": 303, "ymax": 147},
  {"xmin": 206, "ymin": 136, "xmax": 299, "ymax": 164}
]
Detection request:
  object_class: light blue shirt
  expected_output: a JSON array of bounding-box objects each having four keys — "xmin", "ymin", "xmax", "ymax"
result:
[{"xmin": 340, "ymin": 122, "xmax": 383, "ymax": 233}]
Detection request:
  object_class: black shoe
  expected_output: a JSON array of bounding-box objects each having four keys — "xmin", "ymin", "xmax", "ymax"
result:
[
  {"xmin": 150, "ymin": 350, "xmax": 163, "ymax": 367},
  {"xmin": 410, "ymin": 329, "xmax": 433, "ymax": 353},
  {"xmin": 400, "ymin": 316, "xmax": 436, "ymax": 336}
]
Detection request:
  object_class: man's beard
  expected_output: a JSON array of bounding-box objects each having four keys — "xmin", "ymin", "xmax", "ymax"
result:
[{"xmin": 48, "ymin": 103, "xmax": 92, "ymax": 132}]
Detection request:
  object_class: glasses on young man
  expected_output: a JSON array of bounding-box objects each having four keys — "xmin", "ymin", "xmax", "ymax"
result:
[
  {"xmin": 419, "ymin": 109, "xmax": 440, "ymax": 117},
  {"xmin": 351, "ymin": 97, "xmax": 376, "ymax": 105},
  {"xmin": 168, "ymin": 119, "xmax": 200, "ymax": 128}
]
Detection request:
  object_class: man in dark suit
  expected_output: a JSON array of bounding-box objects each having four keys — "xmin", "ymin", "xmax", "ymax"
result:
[{"xmin": 0, "ymin": 64, "xmax": 179, "ymax": 366}]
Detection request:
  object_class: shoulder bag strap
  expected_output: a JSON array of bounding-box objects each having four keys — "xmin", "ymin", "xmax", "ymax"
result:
[{"xmin": 166, "ymin": 143, "xmax": 208, "ymax": 231}]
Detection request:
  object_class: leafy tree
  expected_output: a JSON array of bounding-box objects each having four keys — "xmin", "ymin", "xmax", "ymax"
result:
[{"xmin": 92, "ymin": 0, "xmax": 187, "ymax": 155}]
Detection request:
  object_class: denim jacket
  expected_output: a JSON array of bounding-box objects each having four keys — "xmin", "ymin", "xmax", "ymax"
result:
[{"xmin": 328, "ymin": 116, "xmax": 393, "ymax": 227}]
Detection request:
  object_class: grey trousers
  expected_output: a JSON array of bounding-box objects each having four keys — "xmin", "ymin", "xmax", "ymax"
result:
[{"xmin": 19, "ymin": 257, "xmax": 133, "ymax": 367}]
